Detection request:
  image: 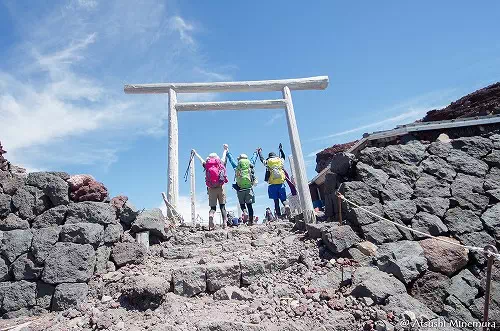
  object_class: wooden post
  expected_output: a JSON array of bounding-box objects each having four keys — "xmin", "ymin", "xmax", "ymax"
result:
[
  {"xmin": 282, "ymin": 86, "xmax": 315, "ymax": 224},
  {"xmin": 483, "ymin": 245, "xmax": 498, "ymax": 330},
  {"xmin": 190, "ymin": 156, "xmax": 196, "ymax": 227},
  {"xmin": 136, "ymin": 231, "xmax": 149, "ymax": 250},
  {"xmin": 167, "ymin": 89, "xmax": 178, "ymax": 217},
  {"xmin": 337, "ymin": 193, "xmax": 342, "ymax": 225}
]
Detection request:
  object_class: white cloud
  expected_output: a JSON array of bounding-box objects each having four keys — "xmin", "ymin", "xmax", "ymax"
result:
[
  {"xmin": 1, "ymin": 0, "xmax": 234, "ymax": 170},
  {"xmin": 265, "ymin": 112, "xmax": 284, "ymax": 126},
  {"xmin": 170, "ymin": 16, "xmax": 195, "ymax": 46}
]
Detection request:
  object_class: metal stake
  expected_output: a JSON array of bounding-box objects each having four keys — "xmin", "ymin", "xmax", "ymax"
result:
[
  {"xmin": 336, "ymin": 192, "xmax": 342, "ymax": 226},
  {"xmin": 483, "ymin": 245, "xmax": 498, "ymax": 331}
]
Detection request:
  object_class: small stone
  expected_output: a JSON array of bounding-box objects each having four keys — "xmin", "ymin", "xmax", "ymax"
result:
[{"xmin": 101, "ymin": 295, "xmax": 113, "ymax": 303}]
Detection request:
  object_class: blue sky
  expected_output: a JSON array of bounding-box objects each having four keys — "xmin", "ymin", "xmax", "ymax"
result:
[{"xmin": 1, "ymin": 0, "xmax": 500, "ymax": 222}]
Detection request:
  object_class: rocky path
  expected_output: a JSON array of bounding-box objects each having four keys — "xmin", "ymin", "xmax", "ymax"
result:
[{"xmin": 0, "ymin": 222, "xmax": 413, "ymax": 331}]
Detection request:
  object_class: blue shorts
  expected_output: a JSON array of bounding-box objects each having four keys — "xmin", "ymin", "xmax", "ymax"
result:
[{"xmin": 268, "ymin": 184, "xmax": 287, "ymax": 201}]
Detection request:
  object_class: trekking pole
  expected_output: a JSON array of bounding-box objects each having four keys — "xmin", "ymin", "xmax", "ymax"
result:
[
  {"xmin": 184, "ymin": 151, "xmax": 194, "ymax": 182},
  {"xmin": 483, "ymin": 245, "xmax": 498, "ymax": 331}
]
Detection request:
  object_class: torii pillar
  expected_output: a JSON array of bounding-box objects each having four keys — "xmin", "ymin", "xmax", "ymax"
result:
[{"xmin": 124, "ymin": 76, "xmax": 329, "ymax": 224}]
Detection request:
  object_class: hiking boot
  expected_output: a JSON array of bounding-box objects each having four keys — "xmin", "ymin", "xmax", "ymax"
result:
[
  {"xmin": 248, "ymin": 217, "xmax": 254, "ymax": 226},
  {"xmin": 209, "ymin": 211, "xmax": 215, "ymax": 230}
]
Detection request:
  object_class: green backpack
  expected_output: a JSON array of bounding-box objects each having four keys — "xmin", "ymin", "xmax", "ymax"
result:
[{"xmin": 236, "ymin": 158, "xmax": 253, "ymax": 189}]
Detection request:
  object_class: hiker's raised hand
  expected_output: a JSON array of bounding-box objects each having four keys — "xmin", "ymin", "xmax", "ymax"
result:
[{"xmin": 223, "ymin": 144, "xmax": 229, "ymax": 151}]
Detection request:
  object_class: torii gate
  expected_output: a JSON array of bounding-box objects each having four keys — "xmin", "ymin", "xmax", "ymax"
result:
[{"xmin": 124, "ymin": 76, "xmax": 329, "ymax": 224}]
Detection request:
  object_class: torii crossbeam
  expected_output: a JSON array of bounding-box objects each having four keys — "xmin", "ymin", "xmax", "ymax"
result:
[{"xmin": 124, "ymin": 76, "xmax": 329, "ymax": 224}]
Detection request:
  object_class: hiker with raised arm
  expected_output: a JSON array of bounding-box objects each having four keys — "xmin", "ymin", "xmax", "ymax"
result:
[
  {"xmin": 226, "ymin": 146, "xmax": 259, "ymax": 226},
  {"xmin": 257, "ymin": 144, "xmax": 291, "ymax": 219},
  {"xmin": 192, "ymin": 145, "xmax": 229, "ymax": 230}
]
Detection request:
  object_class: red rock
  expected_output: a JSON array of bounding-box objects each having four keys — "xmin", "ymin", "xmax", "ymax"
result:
[
  {"xmin": 68, "ymin": 174, "xmax": 108, "ymax": 202},
  {"xmin": 423, "ymin": 82, "xmax": 500, "ymax": 122},
  {"xmin": 111, "ymin": 195, "xmax": 128, "ymax": 210}
]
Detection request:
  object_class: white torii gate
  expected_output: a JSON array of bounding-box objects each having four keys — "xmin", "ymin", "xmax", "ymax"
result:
[{"xmin": 124, "ymin": 76, "xmax": 329, "ymax": 224}]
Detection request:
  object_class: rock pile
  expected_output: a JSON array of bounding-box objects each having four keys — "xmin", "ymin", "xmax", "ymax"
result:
[
  {"xmin": 0, "ymin": 142, "xmax": 9, "ymax": 172},
  {"xmin": 318, "ymin": 130, "xmax": 500, "ymax": 328},
  {"xmin": 0, "ymin": 163, "xmax": 168, "ymax": 318}
]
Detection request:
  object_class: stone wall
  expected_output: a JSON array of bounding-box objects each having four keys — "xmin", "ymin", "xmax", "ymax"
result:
[
  {"xmin": 319, "ymin": 128, "xmax": 500, "ymax": 326},
  {"xmin": 0, "ymin": 168, "xmax": 167, "ymax": 318}
]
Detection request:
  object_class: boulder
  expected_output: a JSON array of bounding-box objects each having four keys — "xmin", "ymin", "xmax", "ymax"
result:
[
  {"xmin": 131, "ymin": 208, "xmax": 167, "ymax": 239},
  {"xmin": 380, "ymin": 178, "xmax": 413, "ymax": 201},
  {"xmin": 487, "ymin": 189, "xmax": 500, "ymax": 202},
  {"xmin": 94, "ymin": 245, "xmax": 112, "ymax": 275},
  {"xmin": 0, "ymin": 176, "xmax": 24, "ymax": 195},
  {"xmin": 206, "ymin": 262, "xmax": 241, "ymax": 292},
  {"xmin": 356, "ymin": 162, "xmax": 389, "ymax": 191},
  {"xmin": 481, "ymin": 203, "xmax": 500, "ymax": 239},
  {"xmin": 60, "ymin": 222, "xmax": 104, "ymax": 245},
  {"xmin": 0, "ymin": 229, "xmax": 33, "ymax": 263},
  {"xmin": 442, "ymin": 295, "xmax": 479, "ymax": 328},
  {"xmin": 341, "ymin": 181, "xmax": 379, "ymax": 206},
  {"xmin": 375, "ymin": 241, "xmax": 427, "ymax": 285},
  {"xmin": 361, "ymin": 221, "xmax": 403, "ymax": 245},
  {"xmin": 383, "ymin": 200, "xmax": 417, "ymax": 224},
  {"xmin": 111, "ymin": 242, "xmax": 147, "ymax": 267},
  {"xmin": 443, "ymin": 207, "xmax": 483, "ymax": 234},
  {"xmin": 414, "ymin": 173, "xmax": 450, "ymax": 198},
  {"xmin": 415, "ymin": 197, "xmax": 450, "ymax": 217},
  {"xmin": 11, "ymin": 188, "xmax": 36, "ymax": 220},
  {"xmin": 52, "ymin": 283, "xmax": 89, "ymax": 311},
  {"xmin": 384, "ymin": 293, "xmax": 437, "ymax": 320},
  {"xmin": 11, "ymin": 253, "xmax": 42, "ymax": 280},
  {"xmin": 381, "ymin": 162, "xmax": 422, "ymax": 186},
  {"xmin": 322, "ymin": 225, "xmax": 360, "ymax": 253},
  {"xmin": 309, "ymin": 268, "xmax": 345, "ymax": 291},
  {"xmin": 306, "ymin": 222, "xmax": 335, "ymax": 239},
  {"xmin": 0, "ymin": 280, "xmax": 36, "ymax": 313},
  {"xmin": 0, "ymin": 213, "xmax": 29, "ymax": 230},
  {"xmin": 172, "ymin": 266, "xmax": 206, "ymax": 297},
  {"xmin": 36, "ymin": 282, "xmax": 55, "ymax": 309},
  {"xmin": 359, "ymin": 147, "xmax": 389, "ymax": 168},
  {"xmin": 484, "ymin": 167, "xmax": 500, "ymax": 190},
  {"xmin": 427, "ymin": 141, "xmax": 452, "ymax": 158},
  {"xmin": 484, "ymin": 149, "xmax": 500, "ymax": 167},
  {"xmin": 67, "ymin": 174, "xmax": 108, "ymax": 202},
  {"xmin": 451, "ymin": 173, "xmax": 489, "ymax": 213},
  {"xmin": 66, "ymin": 201, "xmax": 117, "ymax": 225},
  {"xmin": 385, "ymin": 142, "xmax": 427, "ymax": 165},
  {"xmin": 26, "ymin": 172, "xmax": 69, "ymax": 206},
  {"xmin": 421, "ymin": 155, "xmax": 457, "ymax": 182},
  {"xmin": 213, "ymin": 286, "xmax": 252, "ymax": 301},
  {"xmin": 0, "ymin": 193, "xmax": 11, "ymax": 218},
  {"xmin": 330, "ymin": 152, "xmax": 356, "ymax": 175},
  {"xmin": 446, "ymin": 149, "xmax": 489, "ymax": 177},
  {"xmin": 346, "ymin": 203, "xmax": 383, "ymax": 226},
  {"xmin": 31, "ymin": 226, "xmax": 61, "ymax": 264},
  {"xmin": 451, "ymin": 136, "xmax": 493, "ymax": 158},
  {"xmin": 419, "ymin": 237, "xmax": 468, "ymax": 276},
  {"xmin": 121, "ymin": 275, "xmax": 170, "ymax": 310},
  {"xmin": 104, "ymin": 223, "xmax": 123, "ymax": 243},
  {"xmin": 357, "ymin": 241, "xmax": 378, "ymax": 256},
  {"xmin": 457, "ymin": 231, "xmax": 496, "ymax": 264},
  {"xmin": 411, "ymin": 212, "xmax": 448, "ymax": 239},
  {"xmin": 119, "ymin": 201, "xmax": 138, "ymax": 225},
  {"xmin": 0, "ymin": 256, "xmax": 9, "ymax": 281},
  {"xmin": 240, "ymin": 259, "xmax": 266, "ymax": 285},
  {"xmin": 32, "ymin": 205, "xmax": 67, "ymax": 229},
  {"xmin": 410, "ymin": 271, "xmax": 451, "ymax": 314},
  {"xmin": 347, "ymin": 248, "xmax": 374, "ymax": 267},
  {"xmin": 448, "ymin": 269, "xmax": 480, "ymax": 307},
  {"xmin": 42, "ymin": 242, "xmax": 96, "ymax": 284},
  {"xmin": 350, "ymin": 267, "xmax": 406, "ymax": 303}
]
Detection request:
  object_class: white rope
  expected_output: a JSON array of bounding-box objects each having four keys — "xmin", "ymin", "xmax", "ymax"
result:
[{"xmin": 338, "ymin": 193, "xmax": 500, "ymax": 262}]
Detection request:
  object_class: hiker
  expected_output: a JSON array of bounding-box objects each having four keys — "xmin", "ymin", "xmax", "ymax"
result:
[
  {"xmin": 192, "ymin": 145, "xmax": 229, "ymax": 230},
  {"xmin": 265, "ymin": 207, "xmax": 275, "ymax": 223},
  {"xmin": 226, "ymin": 147, "xmax": 259, "ymax": 226},
  {"xmin": 257, "ymin": 145, "xmax": 291, "ymax": 219}
]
